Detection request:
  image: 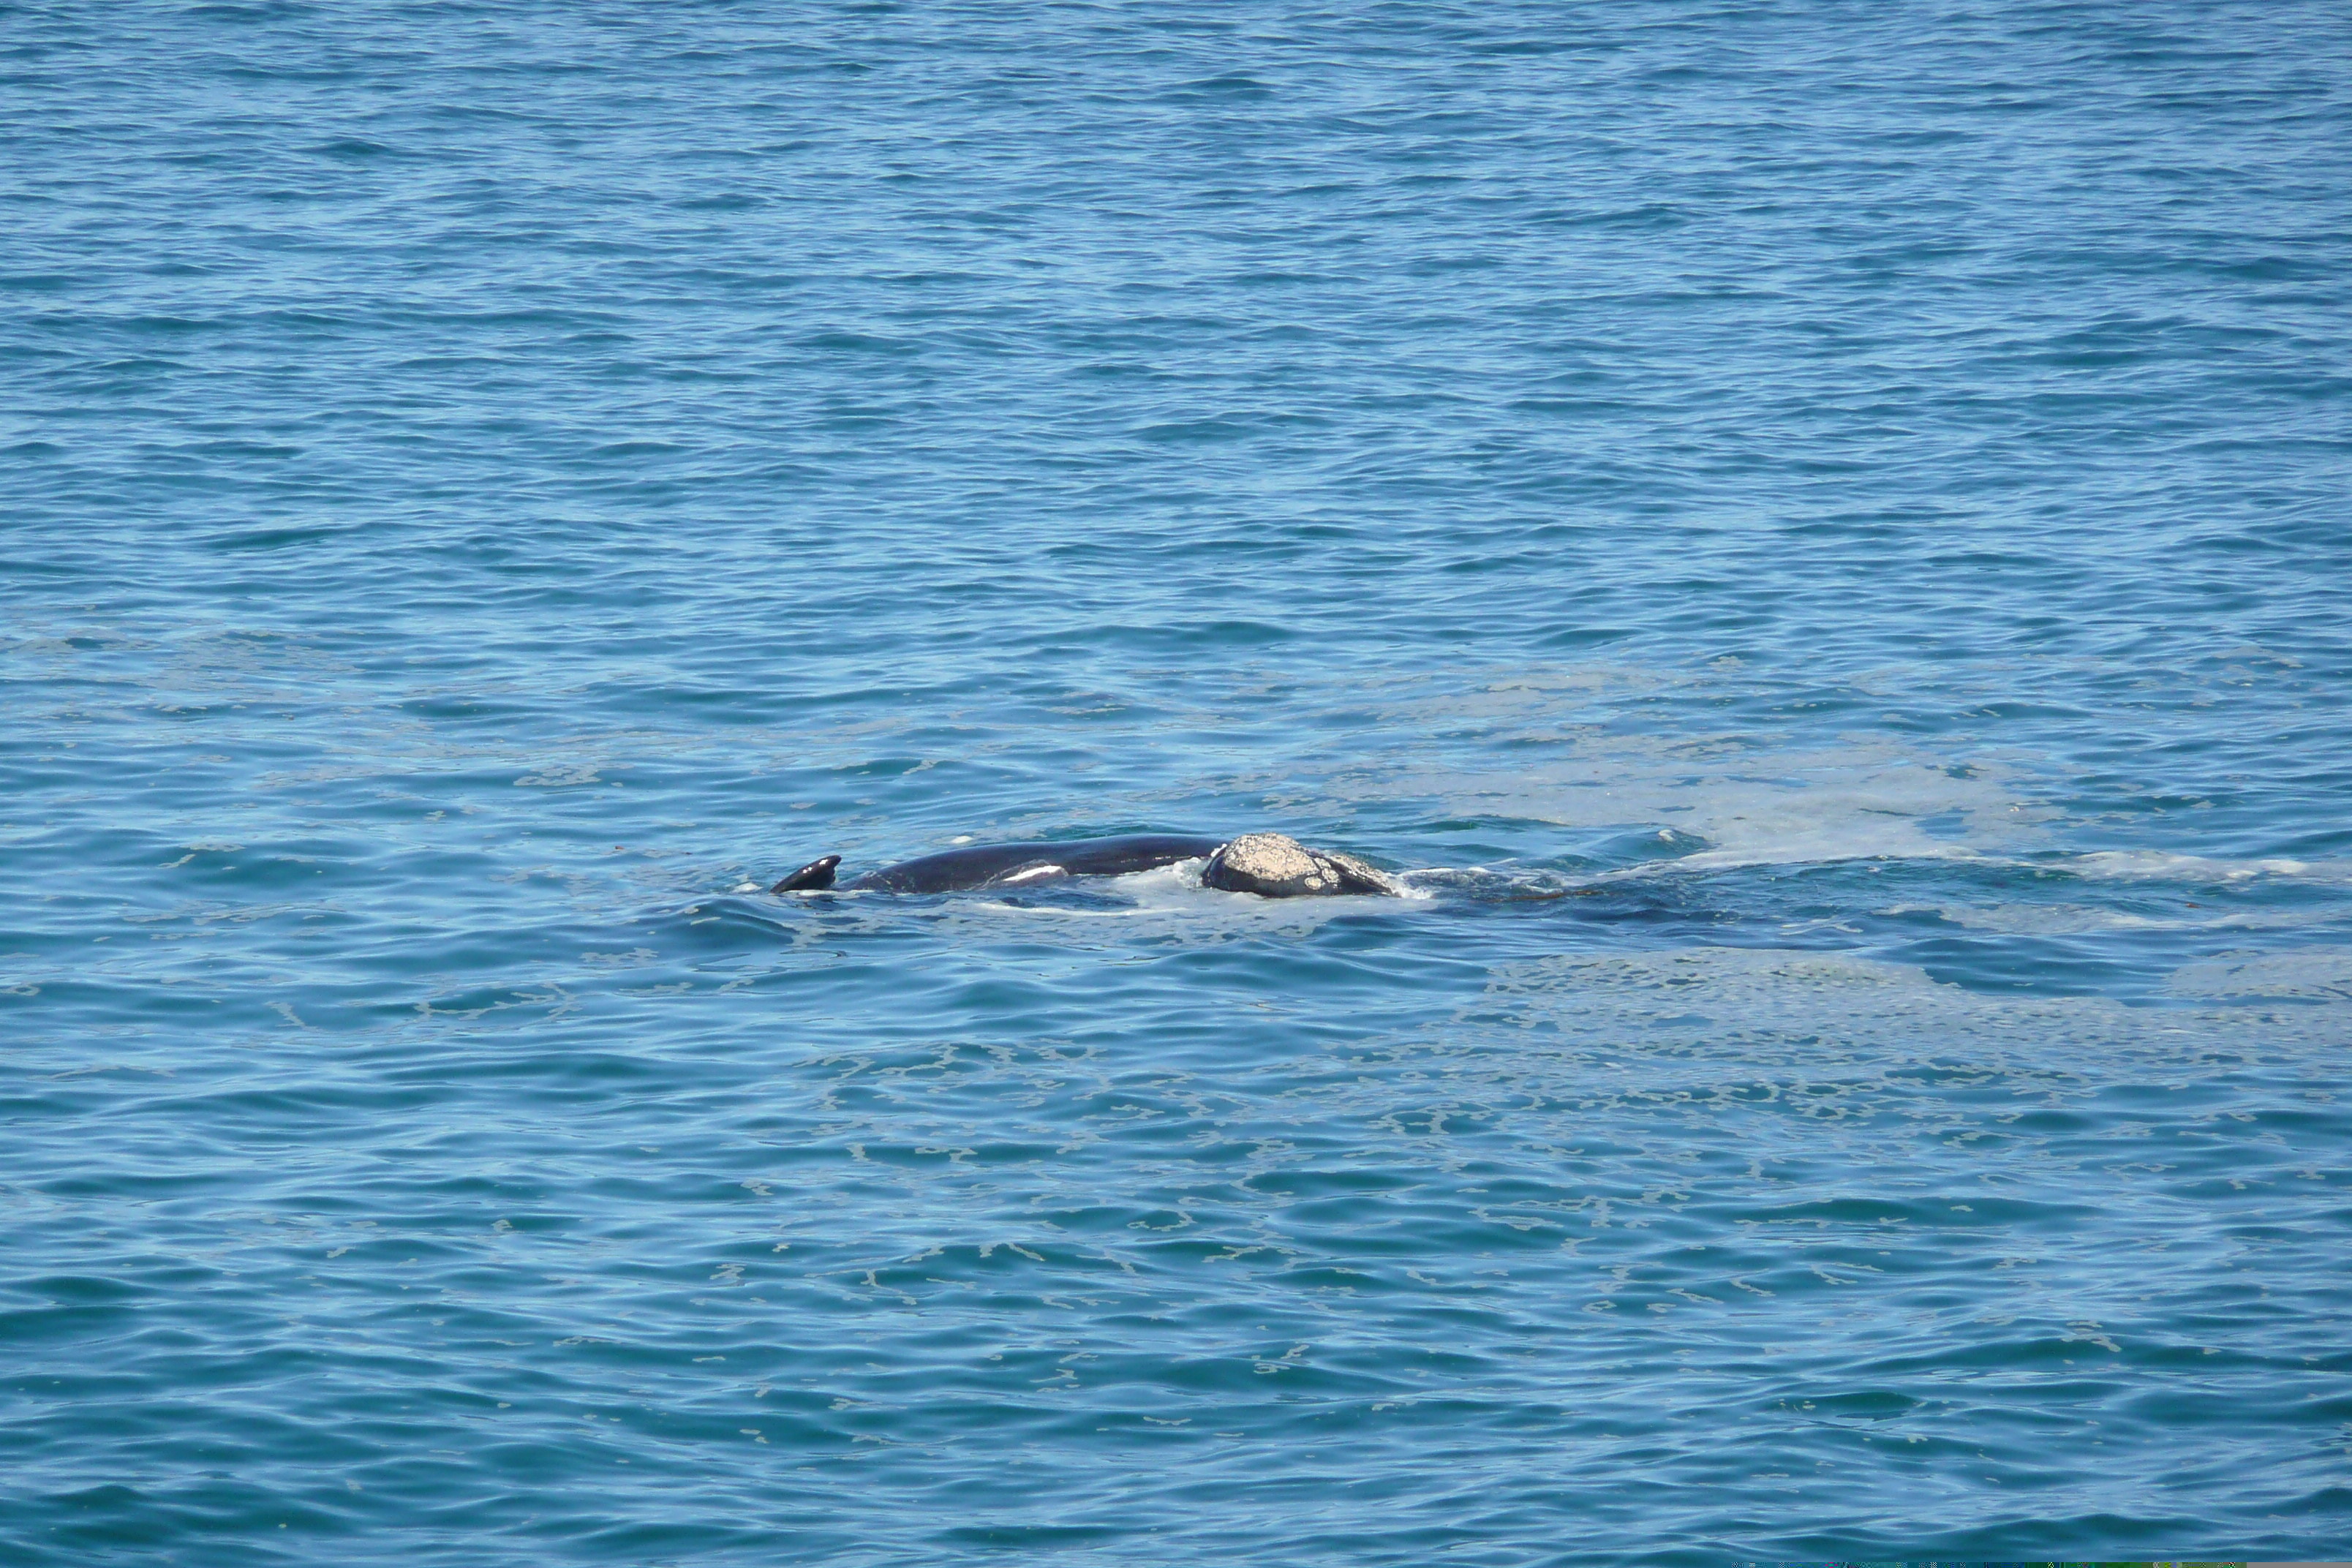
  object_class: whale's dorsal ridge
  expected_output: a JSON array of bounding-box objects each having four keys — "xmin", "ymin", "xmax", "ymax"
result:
[{"xmin": 847, "ymin": 833, "xmax": 1221, "ymax": 893}]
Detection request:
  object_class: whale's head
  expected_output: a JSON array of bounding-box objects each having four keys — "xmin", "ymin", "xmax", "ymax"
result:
[{"xmin": 1200, "ymin": 833, "xmax": 1399, "ymax": 898}]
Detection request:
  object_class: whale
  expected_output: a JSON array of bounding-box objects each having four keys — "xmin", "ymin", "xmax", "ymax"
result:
[
  {"xmin": 772, "ymin": 833, "xmax": 1223, "ymax": 894},
  {"xmin": 771, "ymin": 832, "xmax": 1400, "ymax": 899}
]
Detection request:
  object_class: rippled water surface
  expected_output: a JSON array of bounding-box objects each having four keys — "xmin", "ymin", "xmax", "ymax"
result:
[{"xmin": 6, "ymin": 2, "xmax": 2351, "ymax": 1562}]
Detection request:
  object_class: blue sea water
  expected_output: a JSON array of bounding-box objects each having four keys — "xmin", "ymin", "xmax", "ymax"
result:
[{"xmin": 4, "ymin": 1, "xmax": 2351, "ymax": 1561}]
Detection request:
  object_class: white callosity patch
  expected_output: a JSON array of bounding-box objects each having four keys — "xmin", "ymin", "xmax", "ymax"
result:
[
  {"xmin": 1200, "ymin": 833, "xmax": 1401, "ymax": 898},
  {"xmin": 1214, "ymin": 834, "xmax": 1326, "ymax": 889}
]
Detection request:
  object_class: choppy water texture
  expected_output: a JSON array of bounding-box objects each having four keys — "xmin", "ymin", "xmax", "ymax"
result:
[{"xmin": 5, "ymin": 2, "xmax": 2351, "ymax": 1563}]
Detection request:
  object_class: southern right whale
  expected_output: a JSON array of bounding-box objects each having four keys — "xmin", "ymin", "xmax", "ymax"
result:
[{"xmin": 771, "ymin": 832, "xmax": 1399, "ymax": 898}]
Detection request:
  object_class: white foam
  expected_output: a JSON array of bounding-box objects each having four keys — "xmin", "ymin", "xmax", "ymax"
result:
[
  {"xmin": 1591, "ymin": 843, "xmax": 2349, "ymax": 892},
  {"xmin": 1606, "ymin": 840, "xmax": 1997, "ymax": 879},
  {"xmin": 2067, "ymin": 849, "xmax": 2326, "ymax": 882},
  {"xmin": 1373, "ymin": 739, "xmax": 2044, "ymax": 855}
]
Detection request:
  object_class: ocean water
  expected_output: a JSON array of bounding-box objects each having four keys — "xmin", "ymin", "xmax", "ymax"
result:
[{"xmin": 4, "ymin": 1, "xmax": 2351, "ymax": 1561}]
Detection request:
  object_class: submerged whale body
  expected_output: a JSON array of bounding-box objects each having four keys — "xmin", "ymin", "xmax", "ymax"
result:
[{"xmin": 771, "ymin": 832, "xmax": 1399, "ymax": 899}]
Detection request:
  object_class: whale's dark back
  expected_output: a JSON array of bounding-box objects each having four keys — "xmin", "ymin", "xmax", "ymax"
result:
[{"xmin": 843, "ymin": 834, "xmax": 1224, "ymax": 893}]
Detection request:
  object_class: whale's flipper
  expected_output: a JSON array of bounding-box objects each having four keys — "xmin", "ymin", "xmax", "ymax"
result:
[{"xmin": 771, "ymin": 854, "xmax": 842, "ymax": 893}]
